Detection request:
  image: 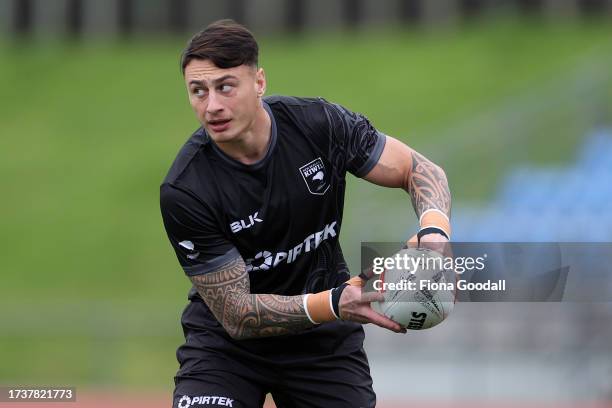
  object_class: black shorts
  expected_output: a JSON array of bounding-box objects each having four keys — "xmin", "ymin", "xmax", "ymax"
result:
[{"xmin": 172, "ymin": 301, "xmax": 376, "ymax": 408}]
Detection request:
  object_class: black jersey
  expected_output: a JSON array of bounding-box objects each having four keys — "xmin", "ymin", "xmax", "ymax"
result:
[
  {"xmin": 160, "ymin": 96, "xmax": 385, "ymax": 354},
  {"xmin": 161, "ymin": 95, "xmax": 385, "ymax": 295}
]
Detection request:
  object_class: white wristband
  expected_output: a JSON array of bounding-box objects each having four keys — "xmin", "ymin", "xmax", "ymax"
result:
[
  {"xmin": 303, "ymin": 294, "xmax": 317, "ymax": 324},
  {"xmin": 329, "ymin": 289, "xmax": 339, "ymax": 320},
  {"xmin": 419, "ymin": 208, "xmax": 450, "ymax": 225}
]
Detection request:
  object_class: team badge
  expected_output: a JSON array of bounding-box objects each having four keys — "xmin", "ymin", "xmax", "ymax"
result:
[{"xmin": 299, "ymin": 157, "xmax": 330, "ymax": 195}]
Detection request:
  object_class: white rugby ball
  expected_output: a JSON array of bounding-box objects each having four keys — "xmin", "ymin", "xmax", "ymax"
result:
[{"xmin": 372, "ymin": 247, "xmax": 455, "ymax": 330}]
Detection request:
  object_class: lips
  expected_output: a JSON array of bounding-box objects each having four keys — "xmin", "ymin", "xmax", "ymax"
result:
[{"xmin": 208, "ymin": 118, "xmax": 231, "ymax": 133}]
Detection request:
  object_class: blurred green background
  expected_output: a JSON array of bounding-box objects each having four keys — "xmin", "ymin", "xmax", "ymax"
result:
[{"xmin": 1, "ymin": 14, "xmax": 612, "ymax": 391}]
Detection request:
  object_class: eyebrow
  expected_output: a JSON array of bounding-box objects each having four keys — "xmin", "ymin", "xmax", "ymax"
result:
[{"xmin": 188, "ymin": 75, "xmax": 238, "ymax": 87}]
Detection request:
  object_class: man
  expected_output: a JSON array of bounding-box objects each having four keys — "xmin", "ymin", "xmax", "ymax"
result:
[{"xmin": 160, "ymin": 19, "xmax": 451, "ymax": 408}]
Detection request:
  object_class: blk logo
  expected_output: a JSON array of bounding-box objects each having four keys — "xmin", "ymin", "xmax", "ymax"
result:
[{"xmin": 230, "ymin": 212, "xmax": 263, "ymax": 233}]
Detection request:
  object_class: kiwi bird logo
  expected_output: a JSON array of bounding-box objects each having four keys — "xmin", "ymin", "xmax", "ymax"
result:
[{"xmin": 299, "ymin": 158, "xmax": 330, "ymax": 195}]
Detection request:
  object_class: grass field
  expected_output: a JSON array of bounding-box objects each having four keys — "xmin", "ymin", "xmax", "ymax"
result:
[{"xmin": 1, "ymin": 18, "xmax": 611, "ymax": 388}]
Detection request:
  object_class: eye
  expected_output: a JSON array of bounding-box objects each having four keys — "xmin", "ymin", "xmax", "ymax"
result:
[
  {"xmin": 192, "ymin": 88, "xmax": 207, "ymax": 98},
  {"xmin": 219, "ymin": 84, "xmax": 234, "ymax": 93}
]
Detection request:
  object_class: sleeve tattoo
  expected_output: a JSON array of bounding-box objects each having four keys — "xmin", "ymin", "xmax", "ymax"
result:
[
  {"xmin": 407, "ymin": 150, "xmax": 451, "ymax": 219},
  {"xmin": 189, "ymin": 256, "xmax": 313, "ymax": 340}
]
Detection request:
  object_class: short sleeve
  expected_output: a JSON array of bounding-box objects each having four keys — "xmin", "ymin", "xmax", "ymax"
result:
[
  {"xmin": 160, "ymin": 183, "xmax": 239, "ymax": 276},
  {"xmin": 322, "ymin": 100, "xmax": 387, "ymax": 178}
]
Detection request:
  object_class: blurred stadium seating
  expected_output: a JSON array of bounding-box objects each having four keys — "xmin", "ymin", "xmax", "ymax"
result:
[{"xmin": 453, "ymin": 128, "xmax": 612, "ymax": 242}]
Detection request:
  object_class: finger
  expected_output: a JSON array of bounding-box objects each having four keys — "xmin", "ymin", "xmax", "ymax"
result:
[
  {"xmin": 346, "ymin": 275, "xmax": 366, "ymax": 288},
  {"xmin": 419, "ymin": 240, "xmax": 443, "ymax": 252},
  {"xmin": 418, "ymin": 237, "xmax": 446, "ymax": 257},
  {"xmin": 405, "ymin": 234, "xmax": 418, "ymax": 249},
  {"xmin": 361, "ymin": 308, "xmax": 404, "ymax": 333},
  {"xmin": 421, "ymin": 240, "xmax": 453, "ymax": 260},
  {"xmin": 359, "ymin": 291, "xmax": 385, "ymax": 304}
]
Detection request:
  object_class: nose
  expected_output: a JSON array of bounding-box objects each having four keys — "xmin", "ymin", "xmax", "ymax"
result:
[{"xmin": 206, "ymin": 91, "xmax": 224, "ymax": 115}]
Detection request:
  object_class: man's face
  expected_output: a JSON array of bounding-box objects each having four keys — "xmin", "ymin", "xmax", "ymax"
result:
[{"xmin": 184, "ymin": 59, "xmax": 266, "ymax": 143}]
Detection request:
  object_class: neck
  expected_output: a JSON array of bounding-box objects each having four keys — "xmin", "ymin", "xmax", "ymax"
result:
[{"xmin": 216, "ymin": 104, "xmax": 271, "ymax": 165}]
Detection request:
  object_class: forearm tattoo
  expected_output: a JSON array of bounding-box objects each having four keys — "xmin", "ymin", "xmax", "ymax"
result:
[
  {"xmin": 190, "ymin": 257, "xmax": 312, "ymax": 340},
  {"xmin": 407, "ymin": 151, "xmax": 451, "ymax": 218}
]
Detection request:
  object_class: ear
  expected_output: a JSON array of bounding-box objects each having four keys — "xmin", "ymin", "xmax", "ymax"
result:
[{"xmin": 255, "ymin": 67, "xmax": 266, "ymax": 97}]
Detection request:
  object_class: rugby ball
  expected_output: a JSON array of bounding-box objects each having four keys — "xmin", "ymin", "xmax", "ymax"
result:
[{"xmin": 372, "ymin": 247, "xmax": 455, "ymax": 330}]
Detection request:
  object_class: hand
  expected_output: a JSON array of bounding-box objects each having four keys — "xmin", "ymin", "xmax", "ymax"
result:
[
  {"xmin": 419, "ymin": 233, "xmax": 452, "ymax": 258},
  {"xmin": 338, "ymin": 285, "xmax": 406, "ymax": 333}
]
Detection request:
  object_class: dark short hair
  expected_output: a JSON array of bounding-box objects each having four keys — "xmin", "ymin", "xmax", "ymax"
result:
[{"xmin": 180, "ymin": 19, "xmax": 258, "ymax": 74}]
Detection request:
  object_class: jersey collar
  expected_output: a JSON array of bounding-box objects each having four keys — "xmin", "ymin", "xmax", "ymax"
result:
[{"xmin": 207, "ymin": 100, "xmax": 277, "ymax": 171}]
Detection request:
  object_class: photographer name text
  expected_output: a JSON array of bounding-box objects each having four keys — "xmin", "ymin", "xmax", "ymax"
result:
[{"xmin": 373, "ymin": 279, "xmax": 506, "ymax": 292}]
